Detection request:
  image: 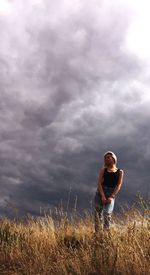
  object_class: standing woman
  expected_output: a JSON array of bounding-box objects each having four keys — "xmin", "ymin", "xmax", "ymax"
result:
[{"xmin": 95, "ymin": 151, "xmax": 124, "ymax": 231}]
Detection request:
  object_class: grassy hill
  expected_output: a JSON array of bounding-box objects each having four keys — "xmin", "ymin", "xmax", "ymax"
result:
[{"xmin": 0, "ymin": 205, "xmax": 149, "ymax": 275}]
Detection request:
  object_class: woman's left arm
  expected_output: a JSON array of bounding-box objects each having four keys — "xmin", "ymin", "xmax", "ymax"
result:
[{"xmin": 110, "ymin": 169, "xmax": 124, "ymax": 198}]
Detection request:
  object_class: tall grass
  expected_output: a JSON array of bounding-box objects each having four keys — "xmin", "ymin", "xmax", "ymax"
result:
[{"xmin": 0, "ymin": 204, "xmax": 149, "ymax": 275}]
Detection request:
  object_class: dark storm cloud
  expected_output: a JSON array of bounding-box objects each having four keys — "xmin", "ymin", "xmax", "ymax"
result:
[{"xmin": 0, "ymin": 0, "xmax": 149, "ymax": 217}]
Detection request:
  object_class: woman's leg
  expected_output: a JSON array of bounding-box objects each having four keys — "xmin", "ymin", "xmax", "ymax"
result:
[
  {"xmin": 103, "ymin": 198, "xmax": 115, "ymax": 229},
  {"xmin": 94, "ymin": 192, "xmax": 103, "ymax": 232},
  {"xmin": 95, "ymin": 204, "xmax": 103, "ymax": 232}
]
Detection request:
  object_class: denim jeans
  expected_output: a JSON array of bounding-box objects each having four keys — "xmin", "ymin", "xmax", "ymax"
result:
[{"xmin": 94, "ymin": 186, "xmax": 115, "ymax": 230}]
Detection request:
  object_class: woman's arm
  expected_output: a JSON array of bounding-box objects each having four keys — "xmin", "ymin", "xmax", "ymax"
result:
[
  {"xmin": 98, "ymin": 168, "xmax": 107, "ymax": 203},
  {"xmin": 110, "ymin": 169, "xmax": 124, "ymax": 198}
]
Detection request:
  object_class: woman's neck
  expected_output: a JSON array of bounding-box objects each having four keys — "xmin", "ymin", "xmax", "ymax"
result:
[{"xmin": 106, "ymin": 165, "xmax": 117, "ymax": 171}]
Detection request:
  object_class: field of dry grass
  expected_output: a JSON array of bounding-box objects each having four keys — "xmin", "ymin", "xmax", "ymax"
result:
[{"xmin": 0, "ymin": 204, "xmax": 149, "ymax": 275}]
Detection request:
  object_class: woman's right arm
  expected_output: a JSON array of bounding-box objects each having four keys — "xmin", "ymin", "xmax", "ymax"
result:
[{"xmin": 98, "ymin": 168, "xmax": 106, "ymax": 203}]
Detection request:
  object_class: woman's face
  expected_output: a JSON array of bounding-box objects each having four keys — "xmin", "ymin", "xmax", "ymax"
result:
[{"xmin": 105, "ymin": 154, "xmax": 115, "ymax": 166}]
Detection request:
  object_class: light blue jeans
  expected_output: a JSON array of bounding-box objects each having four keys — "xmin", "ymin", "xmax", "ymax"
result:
[{"xmin": 94, "ymin": 186, "xmax": 115, "ymax": 230}]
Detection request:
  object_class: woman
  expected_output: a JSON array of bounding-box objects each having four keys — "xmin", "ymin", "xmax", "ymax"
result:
[{"xmin": 95, "ymin": 151, "xmax": 124, "ymax": 231}]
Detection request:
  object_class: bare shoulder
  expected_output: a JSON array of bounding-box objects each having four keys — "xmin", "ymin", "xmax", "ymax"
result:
[
  {"xmin": 99, "ymin": 167, "xmax": 105, "ymax": 175},
  {"xmin": 119, "ymin": 169, "xmax": 124, "ymax": 176},
  {"xmin": 119, "ymin": 169, "xmax": 124, "ymax": 173},
  {"xmin": 98, "ymin": 167, "xmax": 105, "ymax": 183},
  {"xmin": 98, "ymin": 167, "xmax": 105, "ymax": 176},
  {"xmin": 100, "ymin": 167, "xmax": 105, "ymax": 173}
]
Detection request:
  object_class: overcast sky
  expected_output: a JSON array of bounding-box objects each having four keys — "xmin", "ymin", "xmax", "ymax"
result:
[{"xmin": 0, "ymin": 0, "xmax": 150, "ymax": 217}]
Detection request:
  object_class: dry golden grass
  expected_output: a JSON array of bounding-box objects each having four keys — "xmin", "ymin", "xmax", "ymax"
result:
[{"xmin": 0, "ymin": 206, "xmax": 149, "ymax": 275}]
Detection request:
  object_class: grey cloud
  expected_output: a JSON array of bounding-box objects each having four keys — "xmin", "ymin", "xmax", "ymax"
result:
[{"xmin": 0, "ymin": 0, "xmax": 149, "ymax": 217}]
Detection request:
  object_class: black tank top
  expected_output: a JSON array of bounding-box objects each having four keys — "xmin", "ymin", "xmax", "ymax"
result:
[{"xmin": 102, "ymin": 168, "xmax": 120, "ymax": 188}]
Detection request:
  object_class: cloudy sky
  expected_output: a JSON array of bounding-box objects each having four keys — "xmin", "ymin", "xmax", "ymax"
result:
[{"xmin": 0, "ymin": 0, "xmax": 150, "ymax": 217}]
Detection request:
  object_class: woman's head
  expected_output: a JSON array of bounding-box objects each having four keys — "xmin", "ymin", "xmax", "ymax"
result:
[{"xmin": 104, "ymin": 151, "xmax": 117, "ymax": 167}]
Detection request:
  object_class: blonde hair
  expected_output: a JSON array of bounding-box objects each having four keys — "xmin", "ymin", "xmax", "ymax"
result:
[{"xmin": 104, "ymin": 151, "xmax": 117, "ymax": 167}]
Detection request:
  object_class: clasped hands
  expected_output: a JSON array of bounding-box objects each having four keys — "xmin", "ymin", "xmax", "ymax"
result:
[{"xmin": 101, "ymin": 195, "xmax": 114, "ymax": 204}]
